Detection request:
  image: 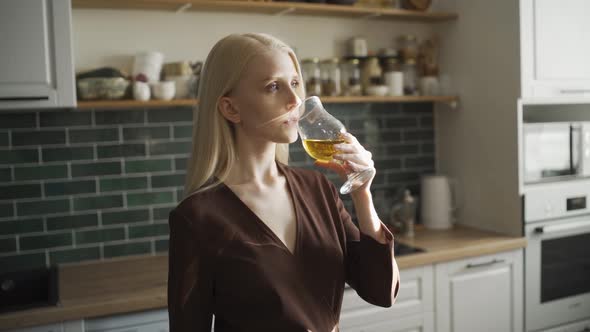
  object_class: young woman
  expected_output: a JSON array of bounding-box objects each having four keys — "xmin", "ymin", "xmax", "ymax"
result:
[{"xmin": 168, "ymin": 33, "xmax": 400, "ymax": 332}]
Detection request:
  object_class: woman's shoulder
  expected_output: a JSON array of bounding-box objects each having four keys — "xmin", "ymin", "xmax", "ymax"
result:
[
  {"xmin": 169, "ymin": 185, "xmax": 237, "ymax": 246},
  {"xmin": 169, "ymin": 184, "xmax": 231, "ymax": 228}
]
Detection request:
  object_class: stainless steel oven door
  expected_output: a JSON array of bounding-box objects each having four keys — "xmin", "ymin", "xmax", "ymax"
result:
[{"xmin": 525, "ymin": 216, "xmax": 590, "ymax": 331}]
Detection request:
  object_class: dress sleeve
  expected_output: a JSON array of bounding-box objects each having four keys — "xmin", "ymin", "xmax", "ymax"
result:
[
  {"xmin": 168, "ymin": 209, "xmax": 214, "ymax": 332},
  {"xmin": 329, "ymin": 183, "xmax": 400, "ymax": 307}
]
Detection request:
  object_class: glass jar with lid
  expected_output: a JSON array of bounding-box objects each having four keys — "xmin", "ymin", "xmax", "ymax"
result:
[
  {"xmin": 343, "ymin": 58, "xmax": 362, "ymax": 96},
  {"xmin": 398, "ymin": 35, "xmax": 419, "ymax": 62},
  {"xmin": 320, "ymin": 58, "xmax": 341, "ymax": 96},
  {"xmin": 402, "ymin": 58, "xmax": 418, "ymax": 95},
  {"xmin": 301, "ymin": 58, "xmax": 321, "ymax": 96}
]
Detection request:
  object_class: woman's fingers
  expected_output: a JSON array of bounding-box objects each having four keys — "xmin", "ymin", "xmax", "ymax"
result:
[
  {"xmin": 314, "ymin": 160, "xmax": 348, "ymax": 179},
  {"xmin": 334, "ymin": 150, "xmax": 374, "ymax": 169}
]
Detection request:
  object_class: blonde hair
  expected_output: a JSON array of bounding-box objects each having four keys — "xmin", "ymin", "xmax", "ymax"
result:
[{"xmin": 184, "ymin": 33, "xmax": 303, "ymax": 196}]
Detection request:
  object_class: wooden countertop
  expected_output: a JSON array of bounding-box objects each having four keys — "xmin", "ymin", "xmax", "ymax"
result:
[{"xmin": 0, "ymin": 225, "xmax": 526, "ymax": 330}]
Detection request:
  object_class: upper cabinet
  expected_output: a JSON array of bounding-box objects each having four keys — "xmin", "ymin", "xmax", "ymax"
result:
[
  {"xmin": 0, "ymin": 0, "xmax": 76, "ymax": 109},
  {"xmin": 521, "ymin": 0, "xmax": 590, "ymax": 98}
]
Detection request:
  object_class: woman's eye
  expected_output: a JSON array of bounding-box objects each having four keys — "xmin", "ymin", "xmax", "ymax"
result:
[
  {"xmin": 268, "ymin": 82, "xmax": 279, "ymax": 92},
  {"xmin": 291, "ymin": 80, "xmax": 300, "ymax": 88}
]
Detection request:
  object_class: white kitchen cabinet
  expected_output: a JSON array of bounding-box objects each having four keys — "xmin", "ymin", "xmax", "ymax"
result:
[
  {"xmin": 520, "ymin": 0, "xmax": 590, "ymax": 97},
  {"xmin": 539, "ymin": 318, "xmax": 590, "ymax": 332},
  {"xmin": 0, "ymin": 0, "xmax": 76, "ymax": 109},
  {"xmin": 6, "ymin": 320, "xmax": 84, "ymax": 332},
  {"xmin": 434, "ymin": 249, "xmax": 524, "ymax": 332},
  {"xmin": 84, "ymin": 309, "xmax": 168, "ymax": 332},
  {"xmin": 340, "ymin": 265, "xmax": 434, "ymax": 332}
]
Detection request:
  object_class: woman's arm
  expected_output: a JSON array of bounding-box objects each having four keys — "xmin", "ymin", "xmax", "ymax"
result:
[{"xmin": 168, "ymin": 209, "xmax": 214, "ymax": 331}]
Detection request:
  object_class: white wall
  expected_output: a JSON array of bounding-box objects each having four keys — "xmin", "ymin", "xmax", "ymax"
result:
[
  {"xmin": 72, "ymin": 8, "xmax": 435, "ymax": 73},
  {"xmin": 435, "ymin": 0, "xmax": 522, "ymax": 236}
]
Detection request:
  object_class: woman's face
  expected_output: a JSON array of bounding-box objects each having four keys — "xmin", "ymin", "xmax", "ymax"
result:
[{"xmin": 226, "ymin": 48, "xmax": 304, "ymax": 144}]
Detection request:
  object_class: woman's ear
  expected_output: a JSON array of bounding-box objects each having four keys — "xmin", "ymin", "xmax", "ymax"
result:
[{"xmin": 218, "ymin": 96, "xmax": 241, "ymax": 124}]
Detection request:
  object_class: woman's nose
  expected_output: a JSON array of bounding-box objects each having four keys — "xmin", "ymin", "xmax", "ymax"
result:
[{"xmin": 286, "ymin": 87, "xmax": 302, "ymax": 112}]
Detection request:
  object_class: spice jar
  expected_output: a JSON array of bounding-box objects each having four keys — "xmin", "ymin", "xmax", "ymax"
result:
[
  {"xmin": 402, "ymin": 58, "xmax": 418, "ymax": 95},
  {"xmin": 320, "ymin": 58, "xmax": 341, "ymax": 96},
  {"xmin": 361, "ymin": 56, "xmax": 383, "ymax": 95},
  {"xmin": 343, "ymin": 58, "xmax": 362, "ymax": 96},
  {"xmin": 301, "ymin": 58, "xmax": 321, "ymax": 96},
  {"xmin": 398, "ymin": 35, "xmax": 419, "ymax": 62}
]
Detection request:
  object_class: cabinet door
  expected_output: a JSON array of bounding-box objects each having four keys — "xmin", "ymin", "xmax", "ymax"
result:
[
  {"xmin": 521, "ymin": 0, "xmax": 590, "ymax": 97},
  {"xmin": 0, "ymin": 0, "xmax": 75, "ymax": 109},
  {"xmin": 340, "ymin": 266, "xmax": 434, "ymax": 331},
  {"xmin": 435, "ymin": 250, "xmax": 524, "ymax": 332}
]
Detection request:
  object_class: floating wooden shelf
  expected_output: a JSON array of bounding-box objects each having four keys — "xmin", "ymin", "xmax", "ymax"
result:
[
  {"xmin": 72, "ymin": 0, "xmax": 458, "ymax": 22},
  {"xmin": 76, "ymin": 95, "xmax": 459, "ymax": 109}
]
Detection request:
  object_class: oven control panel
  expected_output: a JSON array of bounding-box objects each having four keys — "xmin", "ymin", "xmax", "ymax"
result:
[{"xmin": 524, "ymin": 179, "xmax": 590, "ymax": 222}]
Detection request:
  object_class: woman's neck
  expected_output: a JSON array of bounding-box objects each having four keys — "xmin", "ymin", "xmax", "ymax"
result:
[{"xmin": 224, "ymin": 131, "xmax": 280, "ymax": 187}]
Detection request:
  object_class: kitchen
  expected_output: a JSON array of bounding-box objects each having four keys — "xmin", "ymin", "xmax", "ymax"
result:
[{"xmin": 0, "ymin": 0, "xmax": 589, "ymax": 331}]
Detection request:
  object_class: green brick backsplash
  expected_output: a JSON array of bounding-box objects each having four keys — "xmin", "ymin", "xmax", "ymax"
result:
[{"xmin": 0, "ymin": 103, "xmax": 435, "ymax": 273}]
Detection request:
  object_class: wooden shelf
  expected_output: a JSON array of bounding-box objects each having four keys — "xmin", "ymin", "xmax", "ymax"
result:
[
  {"xmin": 72, "ymin": 0, "xmax": 458, "ymax": 22},
  {"xmin": 76, "ymin": 99, "xmax": 197, "ymax": 109},
  {"xmin": 76, "ymin": 95, "xmax": 458, "ymax": 109}
]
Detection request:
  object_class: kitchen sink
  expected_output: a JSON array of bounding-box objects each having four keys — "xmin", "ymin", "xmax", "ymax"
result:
[
  {"xmin": 0, "ymin": 266, "xmax": 59, "ymax": 313},
  {"xmin": 394, "ymin": 242, "xmax": 425, "ymax": 256}
]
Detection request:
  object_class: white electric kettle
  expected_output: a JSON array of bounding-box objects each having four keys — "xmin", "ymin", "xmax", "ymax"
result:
[{"xmin": 420, "ymin": 175, "xmax": 457, "ymax": 229}]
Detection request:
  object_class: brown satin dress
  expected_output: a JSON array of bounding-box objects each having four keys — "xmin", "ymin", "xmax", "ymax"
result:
[{"xmin": 167, "ymin": 162, "xmax": 399, "ymax": 332}]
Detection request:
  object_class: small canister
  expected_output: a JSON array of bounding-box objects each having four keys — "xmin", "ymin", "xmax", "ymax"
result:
[
  {"xmin": 361, "ymin": 56, "xmax": 383, "ymax": 95},
  {"xmin": 301, "ymin": 58, "xmax": 322, "ymax": 96},
  {"xmin": 383, "ymin": 57, "xmax": 403, "ymax": 96},
  {"xmin": 349, "ymin": 37, "xmax": 368, "ymax": 57}
]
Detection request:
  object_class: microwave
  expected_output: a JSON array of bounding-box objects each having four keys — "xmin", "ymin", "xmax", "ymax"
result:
[{"xmin": 523, "ymin": 121, "xmax": 590, "ymax": 184}]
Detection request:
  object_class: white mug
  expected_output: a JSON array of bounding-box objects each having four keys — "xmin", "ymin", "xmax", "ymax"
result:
[{"xmin": 420, "ymin": 175, "xmax": 457, "ymax": 229}]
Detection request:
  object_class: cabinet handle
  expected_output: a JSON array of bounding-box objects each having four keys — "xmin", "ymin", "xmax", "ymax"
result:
[
  {"xmin": 466, "ymin": 259, "xmax": 505, "ymax": 269},
  {"xmin": 559, "ymin": 89, "xmax": 590, "ymax": 94},
  {"xmin": 0, "ymin": 96, "xmax": 49, "ymax": 101}
]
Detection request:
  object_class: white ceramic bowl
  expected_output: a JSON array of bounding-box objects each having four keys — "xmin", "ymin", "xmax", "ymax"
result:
[
  {"xmin": 366, "ymin": 85, "xmax": 388, "ymax": 97},
  {"xmin": 152, "ymin": 81, "xmax": 175, "ymax": 101}
]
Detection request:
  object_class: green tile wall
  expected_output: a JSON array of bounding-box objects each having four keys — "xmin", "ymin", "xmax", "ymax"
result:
[{"xmin": 0, "ymin": 103, "xmax": 435, "ymax": 273}]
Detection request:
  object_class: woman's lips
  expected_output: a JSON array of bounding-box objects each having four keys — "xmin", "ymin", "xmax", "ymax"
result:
[{"xmin": 283, "ymin": 118, "xmax": 298, "ymax": 126}]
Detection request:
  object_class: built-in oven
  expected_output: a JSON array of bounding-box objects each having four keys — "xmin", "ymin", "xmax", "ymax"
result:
[{"xmin": 524, "ymin": 179, "xmax": 590, "ymax": 331}]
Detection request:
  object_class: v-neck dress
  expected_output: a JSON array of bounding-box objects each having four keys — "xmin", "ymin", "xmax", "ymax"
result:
[{"xmin": 167, "ymin": 162, "xmax": 399, "ymax": 332}]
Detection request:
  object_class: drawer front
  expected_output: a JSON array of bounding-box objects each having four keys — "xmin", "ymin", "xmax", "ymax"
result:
[
  {"xmin": 6, "ymin": 324, "xmax": 64, "ymax": 332},
  {"xmin": 340, "ymin": 266, "xmax": 434, "ymax": 329},
  {"xmin": 85, "ymin": 309, "xmax": 168, "ymax": 332},
  {"xmin": 340, "ymin": 312, "xmax": 434, "ymax": 332}
]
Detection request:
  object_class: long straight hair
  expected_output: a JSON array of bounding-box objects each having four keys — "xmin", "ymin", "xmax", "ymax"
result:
[{"xmin": 183, "ymin": 33, "xmax": 303, "ymax": 197}]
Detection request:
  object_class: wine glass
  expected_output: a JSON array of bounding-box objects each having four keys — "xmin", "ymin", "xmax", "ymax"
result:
[{"xmin": 297, "ymin": 96, "xmax": 376, "ymax": 194}]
